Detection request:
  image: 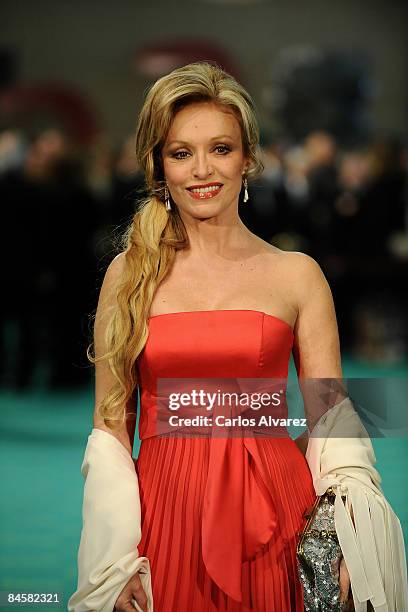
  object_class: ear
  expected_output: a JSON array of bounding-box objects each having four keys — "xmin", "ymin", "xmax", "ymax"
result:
[{"xmin": 242, "ymin": 160, "xmax": 250, "ymax": 175}]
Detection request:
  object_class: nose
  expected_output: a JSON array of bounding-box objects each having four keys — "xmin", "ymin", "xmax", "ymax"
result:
[{"xmin": 192, "ymin": 151, "xmax": 213, "ymax": 179}]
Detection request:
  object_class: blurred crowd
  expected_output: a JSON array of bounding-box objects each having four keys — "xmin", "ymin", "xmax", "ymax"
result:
[{"xmin": 0, "ymin": 127, "xmax": 407, "ymax": 390}]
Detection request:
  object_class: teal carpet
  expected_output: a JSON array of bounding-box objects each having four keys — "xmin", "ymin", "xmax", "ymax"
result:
[{"xmin": 0, "ymin": 355, "xmax": 407, "ymax": 611}]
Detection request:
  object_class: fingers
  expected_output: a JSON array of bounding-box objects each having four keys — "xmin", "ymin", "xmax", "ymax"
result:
[
  {"xmin": 114, "ymin": 571, "xmax": 149, "ymax": 612},
  {"xmin": 131, "ymin": 591, "xmax": 148, "ymax": 612},
  {"xmin": 115, "ymin": 597, "xmax": 147, "ymax": 612},
  {"xmin": 132, "ymin": 572, "xmax": 148, "ymax": 612},
  {"xmin": 115, "ymin": 595, "xmax": 148, "ymax": 612},
  {"xmin": 339, "ymin": 555, "xmax": 351, "ymax": 604}
]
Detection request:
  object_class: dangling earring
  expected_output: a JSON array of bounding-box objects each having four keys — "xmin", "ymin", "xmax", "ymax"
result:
[
  {"xmin": 243, "ymin": 176, "xmax": 249, "ymax": 203},
  {"xmin": 164, "ymin": 185, "xmax": 172, "ymax": 211}
]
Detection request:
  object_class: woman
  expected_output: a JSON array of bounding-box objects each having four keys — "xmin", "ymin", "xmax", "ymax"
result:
[{"xmin": 69, "ymin": 62, "xmax": 407, "ymax": 612}]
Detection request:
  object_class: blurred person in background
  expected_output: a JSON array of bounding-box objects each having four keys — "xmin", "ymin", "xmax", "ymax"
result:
[
  {"xmin": 238, "ymin": 137, "xmax": 291, "ymax": 245},
  {"xmin": 341, "ymin": 137, "xmax": 408, "ymax": 362},
  {"xmin": 0, "ymin": 127, "xmax": 96, "ymax": 388},
  {"xmin": 303, "ymin": 130, "xmax": 339, "ymax": 262},
  {"xmin": 0, "ymin": 129, "xmax": 26, "ymax": 175},
  {"xmin": 111, "ymin": 134, "xmax": 146, "ymax": 228},
  {"xmin": 84, "ymin": 134, "xmax": 146, "ymax": 274}
]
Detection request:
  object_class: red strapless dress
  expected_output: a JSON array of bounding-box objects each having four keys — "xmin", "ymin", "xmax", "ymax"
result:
[{"xmin": 135, "ymin": 310, "xmax": 316, "ymax": 611}]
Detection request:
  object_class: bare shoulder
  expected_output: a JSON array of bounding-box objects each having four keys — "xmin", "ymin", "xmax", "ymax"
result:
[
  {"xmin": 104, "ymin": 251, "xmax": 127, "ymax": 283},
  {"xmin": 96, "ymin": 252, "xmax": 127, "ymax": 312},
  {"xmin": 272, "ymin": 248, "xmax": 322, "ymax": 274},
  {"xmin": 280, "ymin": 250, "xmax": 329, "ymax": 294},
  {"xmin": 256, "ymin": 240, "xmax": 319, "ymax": 275},
  {"xmin": 258, "ymin": 244, "xmax": 329, "ymax": 313}
]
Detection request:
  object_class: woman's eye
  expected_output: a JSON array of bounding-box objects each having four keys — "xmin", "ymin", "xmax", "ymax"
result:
[
  {"xmin": 214, "ymin": 145, "xmax": 231, "ymax": 154},
  {"xmin": 171, "ymin": 151, "xmax": 189, "ymax": 159}
]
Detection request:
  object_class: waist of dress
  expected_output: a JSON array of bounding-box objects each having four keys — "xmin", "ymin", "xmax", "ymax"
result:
[{"xmin": 139, "ymin": 388, "xmax": 291, "ymax": 441}]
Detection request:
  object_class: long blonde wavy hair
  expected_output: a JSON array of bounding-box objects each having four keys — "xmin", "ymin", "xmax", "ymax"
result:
[{"xmin": 90, "ymin": 61, "xmax": 264, "ymax": 426}]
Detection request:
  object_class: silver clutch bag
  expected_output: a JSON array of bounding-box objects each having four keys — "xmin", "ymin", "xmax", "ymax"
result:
[{"xmin": 296, "ymin": 487, "xmax": 350, "ymax": 611}]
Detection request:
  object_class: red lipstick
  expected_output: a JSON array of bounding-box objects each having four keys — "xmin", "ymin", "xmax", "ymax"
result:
[{"xmin": 186, "ymin": 182, "xmax": 223, "ymax": 201}]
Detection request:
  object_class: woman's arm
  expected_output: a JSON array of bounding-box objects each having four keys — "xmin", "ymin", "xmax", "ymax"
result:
[
  {"xmin": 68, "ymin": 253, "xmax": 152, "ymax": 612},
  {"xmin": 93, "ymin": 252, "xmax": 137, "ymax": 456},
  {"xmin": 290, "ymin": 253, "xmax": 353, "ymax": 605},
  {"xmin": 291, "ymin": 252, "xmax": 341, "ymax": 378},
  {"xmin": 290, "ymin": 253, "xmax": 346, "ymax": 433}
]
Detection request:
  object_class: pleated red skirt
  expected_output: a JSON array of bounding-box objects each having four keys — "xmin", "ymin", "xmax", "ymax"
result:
[{"xmin": 136, "ymin": 435, "xmax": 315, "ymax": 611}]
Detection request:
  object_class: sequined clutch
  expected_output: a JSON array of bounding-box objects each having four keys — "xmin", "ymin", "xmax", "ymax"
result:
[{"xmin": 296, "ymin": 487, "xmax": 348, "ymax": 611}]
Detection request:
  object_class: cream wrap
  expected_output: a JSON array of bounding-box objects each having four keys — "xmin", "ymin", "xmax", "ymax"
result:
[
  {"xmin": 67, "ymin": 428, "xmax": 153, "ymax": 612},
  {"xmin": 306, "ymin": 396, "xmax": 408, "ymax": 611}
]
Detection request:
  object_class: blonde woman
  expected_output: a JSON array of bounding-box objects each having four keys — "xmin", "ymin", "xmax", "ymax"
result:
[{"xmin": 69, "ymin": 62, "xmax": 407, "ymax": 612}]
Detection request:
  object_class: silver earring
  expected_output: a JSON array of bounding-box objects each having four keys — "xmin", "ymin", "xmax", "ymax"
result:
[
  {"xmin": 164, "ymin": 185, "xmax": 171, "ymax": 211},
  {"xmin": 243, "ymin": 177, "xmax": 249, "ymax": 203}
]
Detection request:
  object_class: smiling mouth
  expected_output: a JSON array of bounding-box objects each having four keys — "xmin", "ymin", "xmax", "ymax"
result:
[{"xmin": 186, "ymin": 185, "xmax": 223, "ymax": 200}]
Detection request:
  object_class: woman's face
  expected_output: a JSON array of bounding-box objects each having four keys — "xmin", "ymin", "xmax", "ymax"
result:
[{"xmin": 162, "ymin": 101, "xmax": 249, "ymax": 218}]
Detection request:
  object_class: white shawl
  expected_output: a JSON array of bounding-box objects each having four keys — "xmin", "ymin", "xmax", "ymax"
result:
[
  {"xmin": 306, "ymin": 396, "xmax": 408, "ymax": 611},
  {"xmin": 67, "ymin": 428, "xmax": 153, "ymax": 612}
]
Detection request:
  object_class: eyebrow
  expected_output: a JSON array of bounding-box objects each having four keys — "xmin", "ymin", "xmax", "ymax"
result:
[{"xmin": 165, "ymin": 135, "xmax": 235, "ymax": 147}]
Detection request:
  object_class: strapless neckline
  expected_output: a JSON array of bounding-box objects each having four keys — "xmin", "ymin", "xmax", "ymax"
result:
[{"xmin": 147, "ymin": 308, "xmax": 294, "ymax": 335}]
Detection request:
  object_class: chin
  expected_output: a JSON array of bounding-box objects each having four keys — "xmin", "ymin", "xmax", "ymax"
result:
[
  {"xmin": 190, "ymin": 209, "xmax": 219, "ymax": 221},
  {"xmin": 182, "ymin": 198, "xmax": 237, "ymax": 219}
]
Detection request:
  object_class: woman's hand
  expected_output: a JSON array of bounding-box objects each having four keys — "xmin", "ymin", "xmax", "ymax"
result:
[
  {"xmin": 337, "ymin": 498, "xmax": 355, "ymax": 609},
  {"xmin": 114, "ymin": 571, "xmax": 148, "ymax": 612},
  {"xmin": 339, "ymin": 555, "xmax": 354, "ymax": 610}
]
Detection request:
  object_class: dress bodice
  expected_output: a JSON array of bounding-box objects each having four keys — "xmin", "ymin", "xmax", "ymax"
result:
[{"xmin": 137, "ymin": 309, "xmax": 294, "ymax": 440}]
